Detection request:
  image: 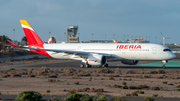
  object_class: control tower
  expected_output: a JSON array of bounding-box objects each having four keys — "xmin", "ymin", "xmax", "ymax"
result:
[{"xmin": 67, "ymin": 26, "xmax": 79, "ymax": 43}]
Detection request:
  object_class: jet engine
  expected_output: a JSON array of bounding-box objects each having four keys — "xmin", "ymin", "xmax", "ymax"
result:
[
  {"xmin": 87, "ymin": 54, "xmax": 107, "ymax": 66},
  {"xmin": 121, "ymin": 60, "xmax": 139, "ymax": 65}
]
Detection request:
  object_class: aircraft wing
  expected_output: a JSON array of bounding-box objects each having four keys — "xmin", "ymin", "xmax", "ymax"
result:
[
  {"xmin": 8, "ymin": 40, "xmax": 116, "ymax": 58},
  {"xmin": 26, "ymin": 47, "xmax": 115, "ymax": 58}
]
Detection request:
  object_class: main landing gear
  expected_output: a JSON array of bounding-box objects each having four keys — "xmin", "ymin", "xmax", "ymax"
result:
[
  {"xmin": 162, "ymin": 60, "xmax": 168, "ymax": 69},
  {"xmin": 80, "ymin": 64, "xmax": 91, "ymax": 68},
  {"xmin": 80, "ymin": 63, "xmax": 109, "ymax": 68}
]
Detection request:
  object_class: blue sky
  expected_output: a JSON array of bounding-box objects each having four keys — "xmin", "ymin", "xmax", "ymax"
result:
[{"xmin": 0, "ymin": 0, "xmax": 180, "ymax": 43}]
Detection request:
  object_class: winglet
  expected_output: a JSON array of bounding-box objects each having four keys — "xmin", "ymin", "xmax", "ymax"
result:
[{"xmin": 8, "ymin": 40, "xmax": 18, "ymax": 47}]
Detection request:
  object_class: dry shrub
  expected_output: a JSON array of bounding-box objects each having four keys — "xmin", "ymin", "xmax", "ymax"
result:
[
  {"xmin": 78, "ymin": 72, "xmax": 91, "ymax": 76},
  {"xmin": 11, "ymin": 74, "xmax": 21, "ymax": 77},
  {"xmin": 96, "ymin": 92, "xmax": 110, "ymax": 96},
  {"xmin": 138, "ymin": 69, "xmax": 149, "ymax": 74},
  {"xmin": 90, "ymin": 88, "xmax": 104, "ymax": 92},
  {"xmin": 72, "ymin": 76, "xmax": 81, "ymax": 79},
  {"xmin": 89, "ymin": 77, "xmax": 92, "ymax": 81},
  {"xmin": 151, "ymin": 87, "xmax": 160, "ymax": 90},
  {"xmin": 149, "ymin": 69, "xmax": 165, "ymax": 74},
  {"xmin": 142, "ymin": 75, "xmax": 150, "ymax": 78},
  {"xmin": 64, "ymin": 67, "xmax": 76, "ymax": 76},
  {"xmin": 138, "ymin": 91, "xmax": 144, "ymax": 94},
  {"xmin": 48, "ymin": 79, "xmax": 56, "ymax": 82},
  {"xmin": 113, "ymin": 84, "xmax": 121, "ymax": 88},
  {"xmin": 28, "ymin": 68, "xmax": 34, "ymax": 74},
  {"xmin": 121, "ymin": 86, "xmax": 128, "ymax": 89},
  {"xmin": 168, "ymin": 83, "xmax": 174, "ymax": 85},
  {"xmin": 156, "ymin": 76, "xmax": 163, "ymax": 79},
  {"xmin": 114, "ymin": 68, "xmax": 121, "ymax": 74},
  {"xmin": 162, "ymin": 81, "xmax": 167, "ymax": 84},
  {"xmin": 33, "ymin": 56, "xmax": 39, "ymax": 59},
  {"xmin": 153, "ymin": 94, "xmax": 158, "ymax": 97},
  {"xmin": 176, "ymin": 85, "xmax": 180, "ymax": 88},
  {"xmin": 129, "ymin": 86, "xmax": 137, "ymax": 89},
  {"xmin": 49, "ymin": 74, "xmax": 57, "ymax": 78},
  {"xmin": 28, "ymin": 75, "xmax": 35, "ymax": 77},
  {"xmin": 126, "ymin": 91, "xmax": 138, "ymax": 97},
  {"xmin": 83, "ymin": 88, "xmax": 90, "ymax": 92},
  {"xmin": 123, "ymin": 78, "xmax": 127, "ymax": 81},
  {"xmin": 40, "ymin": 67, "xmax": 51, "ymax": 74},
  {"xmin": 46, "ymin": 74, "xmax": 58, "ymax": 78},
  {"xmin": 123, "ymin": 69, "xmax": 136, "ymax": 74},
  {"xmin": 137, "ymin": 85, "xmax": 149, "ymax": 89},
  {"xmin": 122, "ymin": 82, "xmax": 127, "ymax": 86},
  {"xmin": 109, "ymin": 77, "xmax": 115, "ymax": 80},
  {"xmin": 131, "ymin": 91, "xmax": 138, "ymax": 97},
  {"xmin": 68, "ymin": 89, "xmax": 77, "ymax": 94},
  {"xmin": 2, "ymin": 74, "xmax": 10, "ymax": 78},
  {"xmin": 96, "ymin": 67, "xmax": 112, "ymax": 74},
  {"xmin": 110, "ymin": 75, "xmax": 119, "ymax": 77},
  {"xmin": 106, "ymin": 85, "xmax": 112, "ymax": 88},
  {"xmin": 74, "ymin": 81, "xmax": 79, "ymax": 85}
]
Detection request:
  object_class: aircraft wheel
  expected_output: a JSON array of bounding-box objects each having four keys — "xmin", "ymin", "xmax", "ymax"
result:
[
  {"xmin": 105, "ymin": 63, "xmax": 108, "ymax": 67},
  {"xmin": 162, "ymin": 65, "xmax": 166, "ymax": 69},
  {"xmin": 85, "ymin": 64, "xmax": 89, "ymax": 68},
  {"xmin": 88, "ymin": 65, "xmax": 91, "ymax": 68},
  {"xmin": 80, "ymin": 64, "xmax": 84, "ymax": 68}
]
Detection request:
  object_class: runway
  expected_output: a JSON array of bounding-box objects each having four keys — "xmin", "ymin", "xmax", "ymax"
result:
[
  {"xmin": 0, "ymin": 54, "xmax": 179, "ymax": 70},
  {"xmin": 0, "ymin": 59, "xmax": 180, "ymax": 72}
]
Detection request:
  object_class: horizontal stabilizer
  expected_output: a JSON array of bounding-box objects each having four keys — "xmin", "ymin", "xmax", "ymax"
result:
[{"xmin": 8, "ymin": 40, "xmax": 18, "ymax": 48}]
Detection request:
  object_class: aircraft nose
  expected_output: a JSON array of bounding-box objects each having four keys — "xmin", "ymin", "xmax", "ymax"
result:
[{"xmin": 169, "ymin": 53, "xmax": 176, "ymax": 59}]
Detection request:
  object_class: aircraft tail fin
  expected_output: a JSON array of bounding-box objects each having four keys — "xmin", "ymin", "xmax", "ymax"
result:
[
  {"xmin": 113, "ymin": 40, "xmax": 117, "ymax": 43},
  {"xmin": 20, "ymin": 20, "xmax": 44, "ymax": 46}
]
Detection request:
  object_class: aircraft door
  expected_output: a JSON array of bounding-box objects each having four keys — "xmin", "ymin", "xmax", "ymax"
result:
[
  {"xmin": 77, "ymin": 46, "xmax": 82, "ymax": 51},
  {"xmin": 122, "ymin": 49, "xmax": 126, "ymax": 54},
  {"xmin": 152, "ymin": 47, "xmax": 156, "ymax": 54}
]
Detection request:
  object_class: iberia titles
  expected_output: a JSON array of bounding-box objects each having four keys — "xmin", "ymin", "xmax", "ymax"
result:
[{"xmin": 116, "ymin": 45, "xmax": 141, "ymax": 49}]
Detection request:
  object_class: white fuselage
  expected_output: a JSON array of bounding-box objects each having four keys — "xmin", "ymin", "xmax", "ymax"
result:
[{"xmin": 44, "ymin": 43, "xmax": 175, "ymax": 61}]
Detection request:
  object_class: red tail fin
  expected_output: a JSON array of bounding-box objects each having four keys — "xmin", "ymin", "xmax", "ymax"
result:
[
  {"xmin": 19, "ymin": 20, "xmax": 51, "ymax": 57},
  {"xmin": 20, "ymin": 20, "xmax": 44, "ymax": 46}
]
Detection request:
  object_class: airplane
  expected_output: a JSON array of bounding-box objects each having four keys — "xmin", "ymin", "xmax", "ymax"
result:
[{"xmin": 8, "ymin": 20, "xmax": 176, "ymax": 68}]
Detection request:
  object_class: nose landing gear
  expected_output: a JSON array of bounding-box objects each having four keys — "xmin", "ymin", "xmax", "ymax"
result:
[{"xmin": 162, "ymin": 60, "xmax": 168, "ymax": 69}]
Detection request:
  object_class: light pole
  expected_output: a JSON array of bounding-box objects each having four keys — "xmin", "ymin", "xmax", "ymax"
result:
[
  {"xmin": 113, "ymin": 34, "xmax": 115, "ymax": 39},
  {"xmin": 64, "ymin": 32, "xmax": 66, "ymax": 42},
  {"xmin": 92, "ymin": 33, "xmax": 94, "ymax": 40},
  {"xmin": 78, "ymin": 33, "xmax": 80, "ymax": 42},
  {"xmin": 13, "ymin": 29, "xmax": 15, "ymax": 43},
  {"xmin": 49, "ymin": 31, "xmax": 51, "ymax": 38}
]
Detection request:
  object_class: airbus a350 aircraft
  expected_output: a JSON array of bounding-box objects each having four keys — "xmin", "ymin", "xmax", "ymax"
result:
[{"xmin": 8, "ymin": 20, "xmax": 176, "ymax": 68}]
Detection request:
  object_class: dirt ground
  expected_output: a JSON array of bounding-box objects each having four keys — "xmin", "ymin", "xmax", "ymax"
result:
[{"xmin": 1, "ymin": 67, "xmax": 180, "ymax": 98}]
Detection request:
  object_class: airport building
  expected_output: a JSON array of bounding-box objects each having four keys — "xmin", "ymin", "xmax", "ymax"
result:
[{"xmin": 67, "ymin": 26, "xmax": 79, "ymax": 43}]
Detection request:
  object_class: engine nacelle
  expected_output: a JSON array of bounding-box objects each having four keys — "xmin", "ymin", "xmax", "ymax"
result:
[
  {"xmin": 87, "ymin": 54, "xmax": 107, "ymax": 66},
  {"xmin": 121, "ymin": 60, "xmax": 139, "ymax": 65}
]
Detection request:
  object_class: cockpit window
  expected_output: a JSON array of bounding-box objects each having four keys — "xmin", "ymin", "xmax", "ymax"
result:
[{"xmin": 163, "ymin": 49, "xmax": 171, "ymax": 51}]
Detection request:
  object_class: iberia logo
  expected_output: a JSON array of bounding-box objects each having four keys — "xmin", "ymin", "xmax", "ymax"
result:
[
  {"xmin": 88, "ymin": 60, "xmax": 97, "ymax": 62},
  {"xmin": 116, "ymin": 45, "xmax": 141, "ymax": 49}
]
